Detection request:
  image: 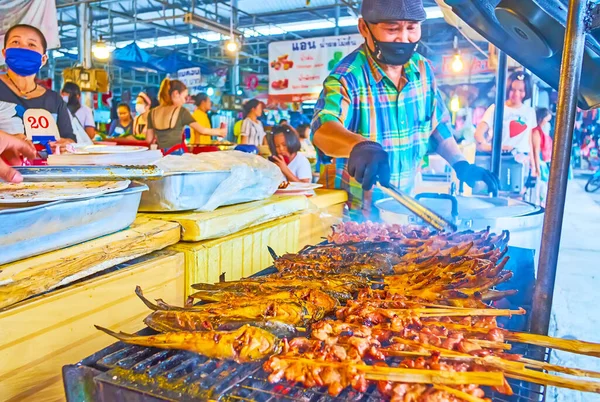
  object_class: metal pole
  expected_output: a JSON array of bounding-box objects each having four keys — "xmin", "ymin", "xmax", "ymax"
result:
[
  {"xmin": 48, "ymin": 50, "xmax": 56, "ymax": 92},
  {"xmin": 231, "ymin": 0, "xmax": 240, "ymax": 94},
  {"xmin": 334, "ymin": 1, "xmax": 341, "ymax": 36},
  {"xmin": 78, "ymin": 1, "xmax": 91, "ymax": 68},
  {"xmin": 491, "ymin": 49, "xmax": 507, "ymax": 178},
  {"xmin": 530, "ymin": 0, "xmax": 588, "ymax": 336}
]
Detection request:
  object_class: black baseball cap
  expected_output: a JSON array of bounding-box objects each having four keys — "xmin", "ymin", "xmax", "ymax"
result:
[{"xmin": 361, "ymin": 0, "xmax": 427, "ymax": 23}]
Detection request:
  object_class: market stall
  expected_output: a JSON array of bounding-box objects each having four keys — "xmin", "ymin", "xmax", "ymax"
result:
[
  {"xmin": 1, "ymin": 0, "xmax": 598, "ymax": 400},
  {"xmin": 0, "ymin": 152, "xmax": 347, "ymax": 400},
  {"xmin": 56, "ymin": 0, "xmax": 600, "ymax": 401}
]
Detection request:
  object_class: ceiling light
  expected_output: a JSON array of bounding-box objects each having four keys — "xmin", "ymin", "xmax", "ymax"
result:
[
  {"xmin": 207, "ymin": 87, "xmax": 215, "ymax": 96},
  {"xmin": 225, "ymin": 40, "xmax": 239, "ymax": 53},
  {"xmin": 92, "ymin": 38, "xmax": 110, "ymax": 60},
  {"xmin": 450, "ymin": 95, "xmax": 460, "ymax": 113},
  {"xmin": 451, "ymin": 54, "xmax": 464, "ymax": 73}
]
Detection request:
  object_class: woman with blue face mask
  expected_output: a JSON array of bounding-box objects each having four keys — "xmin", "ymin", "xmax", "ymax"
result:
[{"xmin": 0, "ymin": 24, "xmax": 76, "ymax": 151}]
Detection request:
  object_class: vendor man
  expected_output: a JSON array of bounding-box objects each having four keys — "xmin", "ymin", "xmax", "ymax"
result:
[{"xmin": 312, "ymin": 0, "xmax": 498, "ymax": 220}]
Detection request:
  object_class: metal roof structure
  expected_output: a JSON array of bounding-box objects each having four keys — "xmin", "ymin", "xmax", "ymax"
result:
[{"xmin": 46, "ymin": 0, "xmax": 489, "ymax": 94}]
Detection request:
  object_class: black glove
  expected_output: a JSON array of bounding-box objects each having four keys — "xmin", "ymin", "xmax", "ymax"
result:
[
  {"xmin": 453, "ymin": 161, "xmax": 500, "ymax": 194},
  {"xmin": 347, "ymin": 141, "xmax": 391, "ymax": 190}
]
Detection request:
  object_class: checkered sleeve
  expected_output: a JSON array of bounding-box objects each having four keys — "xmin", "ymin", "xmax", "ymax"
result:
[
  {"xmin": 428, "ymin": 86, "xmax": 454, "ymax": 151},
  {"xmin": 311, "ymin": 75, "xmax": 353, "ymax": 135}
]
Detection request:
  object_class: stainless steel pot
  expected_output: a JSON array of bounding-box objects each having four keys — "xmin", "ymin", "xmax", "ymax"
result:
[{"xmin": 375, "ymin": 193, "xmax": 544, "ymax": 252}]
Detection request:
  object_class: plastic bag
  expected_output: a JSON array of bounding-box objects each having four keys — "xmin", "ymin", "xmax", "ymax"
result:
[{"xmin": 155, "ymin": 151, "xmax": 285, "ymax": 211}]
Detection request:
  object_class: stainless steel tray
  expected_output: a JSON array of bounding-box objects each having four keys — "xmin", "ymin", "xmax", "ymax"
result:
[
  {"xmin": 0, "ymin": 183, "xmax": 148, "ymax": 265},
  {"xmin": 138, "ymin": 171, "xmax": 231, "ymax": 212}
]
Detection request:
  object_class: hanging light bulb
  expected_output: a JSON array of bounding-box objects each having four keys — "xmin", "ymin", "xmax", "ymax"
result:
[
  {"xmin": 92, "ymin": 36, "xmax": 110, "ymax": 61},
  {"xmin": 450, "ymin": 95, "xmax": 460, "ymax": 113},
  {"xmin": 207, "ymin": 87, "xmax": 215, "ymax": 96},
  {"xmin": 225, "ymin": 39, "xmax": 240, "ymax": 53},
  {"xmin": 451, "ymin": 53, "xmax": 464, "ymax": 73},
  {"xmin": 450, "ymin": 35, "xmax": 463, "ymax": 73}
]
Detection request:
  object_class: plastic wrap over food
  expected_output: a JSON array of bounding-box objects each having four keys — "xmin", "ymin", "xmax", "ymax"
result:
[{"xmin": 153, "ymin": 151, "xmax": 285, "ymax": 212}]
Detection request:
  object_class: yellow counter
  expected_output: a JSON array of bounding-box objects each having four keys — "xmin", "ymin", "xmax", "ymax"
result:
[
  {"xmin": 166, "ymin": 190, "xmax": 348, "ymax": 296},
  {"xmin": 0, "ymin": 251, "xmax": 185, "ymax": 402},
  {"xmin": 138, "ymin": 195, "xmax": 310, "ymax": 242}
]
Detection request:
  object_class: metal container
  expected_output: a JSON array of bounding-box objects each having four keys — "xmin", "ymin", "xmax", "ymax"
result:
[
  {"xmin": 0, "ymin": 183, "xmax": 148, "ymax": 265},
  {"xmin": 138, "ymin": 171, "xmax": 231, "ymax": 212},
  {"xmin": 376, "ymin": 193, "xmax": 545, "ymax": 252}
]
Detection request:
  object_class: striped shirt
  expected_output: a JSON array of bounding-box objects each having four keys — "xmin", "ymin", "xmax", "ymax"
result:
[
  {"xmin": 311, "ymin": 44, "xmax": 453, "ymax": 220},
  {"xmin": 241, "ymin": 118, "xmax": 266, "ymax": 146}
]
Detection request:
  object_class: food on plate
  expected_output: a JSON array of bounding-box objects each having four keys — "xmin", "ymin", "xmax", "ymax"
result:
[{"xmin": 0, "ymin": 180, "xmax": 130, "ymax": 203}]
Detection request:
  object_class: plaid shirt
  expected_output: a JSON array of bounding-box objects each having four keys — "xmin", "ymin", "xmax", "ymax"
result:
[{"xmin": 311, "ymin": 45, "xmax": 453, "ymax": 220}]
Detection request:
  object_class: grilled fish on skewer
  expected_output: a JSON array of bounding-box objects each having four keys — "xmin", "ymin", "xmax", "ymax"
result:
[
  {"xmin": 144, "ymin": 301, "xmax": 324, "ymax": 332},
  {"xmin": 96, "ymin": 325, "xmax": 281, "ymax": 363},
  {"xmin": 135, "ymin": 286, "xmax": 338, "ymax": 315}
]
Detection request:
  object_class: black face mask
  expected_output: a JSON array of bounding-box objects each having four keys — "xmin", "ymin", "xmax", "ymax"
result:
[{"xmin": 365, "ymin": 23, "xmax": 419, "ymax": 66}]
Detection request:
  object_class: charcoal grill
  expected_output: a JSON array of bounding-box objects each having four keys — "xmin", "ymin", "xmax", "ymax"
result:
[
  {"xmin": 63, "ymin": 336, "xmax": 547, "ymax": 402},
  {"xmin": 63, "ymin": 243, "xmax": 544, "ymax": 402}
]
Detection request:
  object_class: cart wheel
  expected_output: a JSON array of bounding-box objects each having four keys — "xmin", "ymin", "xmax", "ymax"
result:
[{"xmin": 585, "ymin": 174, "xmax": 600, "ymax": 193}]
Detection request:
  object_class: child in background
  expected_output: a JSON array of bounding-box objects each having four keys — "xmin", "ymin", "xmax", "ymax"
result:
[
  {"xmin": 296, "ymin": 123, "xmax": 316, "ymax": 158},
  {"xmin": 269, "ymin": 125, "xmax": 312, "ymax": 183}
]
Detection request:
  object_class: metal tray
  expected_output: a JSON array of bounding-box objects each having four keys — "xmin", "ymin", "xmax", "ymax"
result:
[
  {"xmin": 0, "ymin": 182, "xmax": 148, "ymax": 265},
  {"xmin": 138, "ymin": 171, "xmax": 231, "ymax": 212}
]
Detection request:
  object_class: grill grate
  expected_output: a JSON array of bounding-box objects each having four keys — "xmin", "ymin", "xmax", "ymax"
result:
[
  {"xmin": 86, "ymin": 341, "xmax": 546, "ymax": 402},
  {"xmin": 64, "ymin": 245, "xmax": 544, "ymax": 402}
]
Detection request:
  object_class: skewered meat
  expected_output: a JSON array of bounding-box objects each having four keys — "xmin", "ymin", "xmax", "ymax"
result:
[
  {"xmin": 96, "ymin": 324, "xmax": 281, "ymax": 363},
  {"xmin": 144, "ymin": 300, "xmax": 324, "ymax": 332},
  {"xmin": 186, "ymin": 288, "xmax": 338, "ymax": 313}
]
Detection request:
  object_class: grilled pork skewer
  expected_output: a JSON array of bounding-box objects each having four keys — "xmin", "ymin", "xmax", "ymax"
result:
[{"xmin": 96, "ymin": 324, "xmax": 281, "ymax": 363}]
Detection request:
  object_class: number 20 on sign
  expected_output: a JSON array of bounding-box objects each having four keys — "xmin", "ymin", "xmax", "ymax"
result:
[{"xmin": 23, "ymin": 109, "xmax": 60, "ymax": 140}]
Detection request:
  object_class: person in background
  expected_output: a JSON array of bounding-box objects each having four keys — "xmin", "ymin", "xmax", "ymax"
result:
[
  {"xmin": 534, "ymin": 108, "xmax": 553, "ymax": 165},
  {"xmin": 146, "ymin": 78, "xmax": 225, "ymax": 154},
  {"xmin": 61, "ymin": 82, "xmax": 96, "ymax": 139},
  {"xmin": 530, "ymin": 108, "xmax": 553, "ymax": 206},
  {"xmin": 108, "ymin": 103, "xmax": 134, "ymax": 138},
  {"xmin": 191, "ymin": 93, "xmax": 213, "ymax": 145},
  {"xmin": 0, "ymin": 131, "xmax": 36, "ymax": 182},
  {"xmin": 110, "ymin": 93, "xmax": 155, "ymax": 145},
  {"xmin": 0, "ymin": 24, "xmax": 75, "ymax": 151},
  {"xmin": 240, "ymin": 99, "xmax": 267, "ymax": 146},
  {"xmin": 453, "ymin": 109, "xmax": 475, "ymax": 144},
  {"xmin": 297, "ymin": 123, "xmax": 316, "ymax": 158},
  {"xmin": 270, "ymin": 125, "xmax": 312, "ymax": 183},
  {"xmin": 474, "ymin": 71, "xmax": 537, "ymax": 156},
  {"xmin": 134, "ymin": 92, "xmax": 155, "ymax": 142}
]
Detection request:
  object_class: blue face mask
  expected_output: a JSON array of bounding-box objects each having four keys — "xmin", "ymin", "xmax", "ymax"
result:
[{"xmin": 4, "ymin": 48, "xmax": 43, "ymax": 77}]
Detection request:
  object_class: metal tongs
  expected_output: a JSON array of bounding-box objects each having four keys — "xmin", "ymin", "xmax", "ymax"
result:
[
  {"xmin": 377, "ymin": 185, "xmax": 457, "ymax": 232},
  {"xmin": 13, "ymin": 165, "xmax": 164, "ymax": 182}
]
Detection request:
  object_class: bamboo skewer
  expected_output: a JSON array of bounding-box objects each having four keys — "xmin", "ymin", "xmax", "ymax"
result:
[
  {"xmin": 433, "ymin": 385, "xmax": 489, "ymax": 402},
  {"xmin": 276, "ymin": 357, "xmax": 505, "ymax": 387},
  {"xmin": 384, "ymin": 339, "xmax": 600, "ymax": 394},
  {"xmin": 424, "ymin": 321, "xmax": 600, "ymax": 358},
  {"xmin": 381, "ymin": 349, "xmax": 600, "ymax": 379},
  {"xmin": 506, "ymin": 332, "xmax": 600, "ymax": 358},
  {"xmin": 379, "ymin": 307, "xmax": 525, "ymax": 318},
  {"xmin": 519, "ymin": 357, "xmax": 600, "ymax": 379}
]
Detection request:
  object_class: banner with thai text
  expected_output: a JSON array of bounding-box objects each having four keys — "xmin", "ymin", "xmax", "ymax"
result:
[{"xmin": 268, "ymin": 34, "xmax": 363, "ymax": 103}]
